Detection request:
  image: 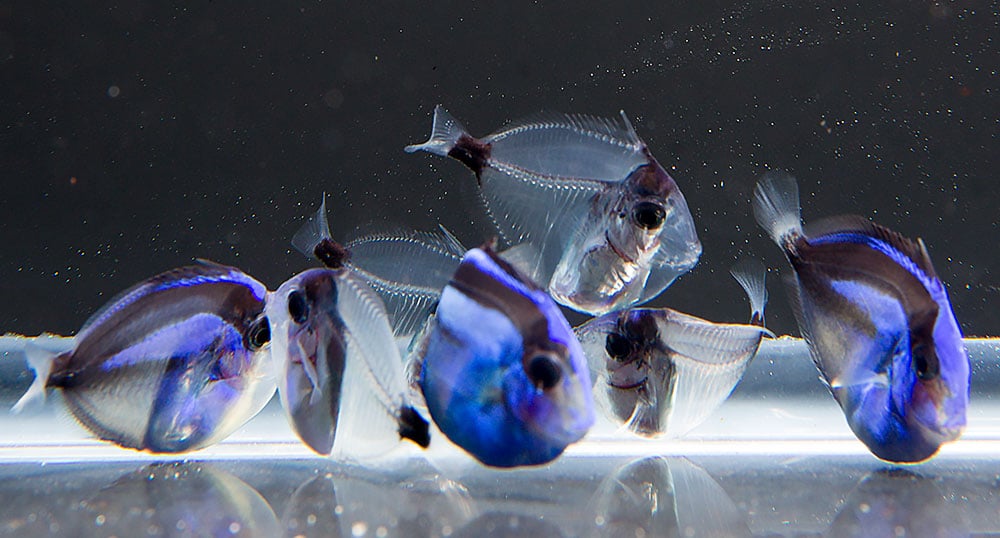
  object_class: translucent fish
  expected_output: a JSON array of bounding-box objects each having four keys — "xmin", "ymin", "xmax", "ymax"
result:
[
  {"xmin": 12, "ymin": 262, "xmax": 276, "ymax": 453},
  {"xmin": 575, "ymin": 259, "xmax": 770, "ymax": 438},
  {"xmin": 753, "ymin": 172, "xmax": 970, "ymax": 463},
  {"xmin": 267, "ymin": 198, "xmax": 430, "ymax": 457},
  {"xmin": 584, "ymin": 457, "xmax": 750, "ymax": 538},
  {"xmin": 412, "ymin": 242, "xmax": 595, "ymax": 467},
  {"xmin": 405, "ymin": 106, "xmax": 701, "ymax": 316},
  {"xmin": 84, "ymin": 463, "xmax": 280, "ymax": 537}
]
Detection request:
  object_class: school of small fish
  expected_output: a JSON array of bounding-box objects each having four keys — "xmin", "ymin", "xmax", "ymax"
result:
[{"xmin": 7, "ymin": 106, "xmax": 970, "ymax": 466}]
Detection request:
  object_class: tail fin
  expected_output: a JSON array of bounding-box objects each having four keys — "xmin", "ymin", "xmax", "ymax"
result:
[
  {"xmin": 12, "ymin": 338, "xmax": 62, "ymax": 413},
  {"xmin": 752, "ymin": 172, "xmax": 803, "ymax": 247},
  {"xmin": 404, "ymin": 105, "xmax": 469, "ymax": 157},
  {"xmin": 730, "ymin": 257, "xmax": 768, "ymax": 328},
  {"xmin": 291, "ymin": 194, "xmax": 351, "ymax": 269},
  {"xmin": 291, "ymin": 193, "xmax": 333, "ymax": 258}
]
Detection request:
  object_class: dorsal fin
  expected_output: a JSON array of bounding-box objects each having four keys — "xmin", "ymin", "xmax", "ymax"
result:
[
  {"xmin": 77, "ymin": 260, "xmax": 261, "ymax": 339},
  {"xmin": 805, "ymin": 215, "xmax": 938, "ymax": 280},
  {"xmin": 488, "ymin": 109, "xmax": 644, "ymax": 150}
]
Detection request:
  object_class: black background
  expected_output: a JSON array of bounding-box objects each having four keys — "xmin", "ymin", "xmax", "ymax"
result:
[{"xmin": 1, "ymin": 1, "xmax": 996, "ymax": 337}]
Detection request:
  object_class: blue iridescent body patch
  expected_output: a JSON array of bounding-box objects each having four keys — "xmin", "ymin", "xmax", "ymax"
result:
[{"xmin": 14, "ymin": 261, "xmax": 275, "ymax": 453}]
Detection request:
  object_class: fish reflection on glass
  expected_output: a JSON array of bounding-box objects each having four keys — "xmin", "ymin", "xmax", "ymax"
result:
[
  {"xmin": 575, "ymin": 259, "xmax": 770, "ymax": 438},
  {"xmin": 408, "ymin": 241, "xmax": 595, "ymax": 467},
  {"xmin": 266, "ymin": 198, "xmax": 430, "ymax": 456},
  {"xmin": 828, "ymin": 469, "xmax": 968, "ymax": 538},
  {"xmin": 12, "ymin": 262, "xmax": 275, "ymax": 453},
  {"xmin": 753, "ymin": 172, "xmax": 969, "ymax": 463},
  {"xmin": 585, "ymin": 457, "xmax": 750, "ymax": 538},
  {"xmin": 405, "ymin": 105, "xmax": 701, "ymax": 316},
  {"xmin": 81, "ymin": 462, "xmax": 280, "ymax": 537},
  {"xmin": 281, "ymin": 474, "xmax": 343, "ymax": 538}
]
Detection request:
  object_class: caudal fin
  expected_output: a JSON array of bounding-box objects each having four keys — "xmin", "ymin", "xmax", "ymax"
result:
[
  {"xmin": 729, "ymin": 257, "xmax": 768, "ymax": 327},
  {"xmin": 404, "ymin": 105, "xmax": 469, "ymax": 157},
  {"xmin": 752, "ymin": 172, "xmax": 803, "ymax": 248},
  {"xmin": 11, "ymin": 338, "xmax": 62, "ymax": 413},
  {"xmin": 291, "ymin": 194, "xmax": 351, "ymax": 269}
]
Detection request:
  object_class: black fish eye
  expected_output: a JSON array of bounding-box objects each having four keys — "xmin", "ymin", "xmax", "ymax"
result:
[
  {"xmin": 605, "ymin": 332, "xmax": 633, "ymax": 360},
  {"xmin": 288, "ymin": 290, "xmax": 310, "ymax": 324},
  {"xmin": 912, "ymin": 343, "xmax": 938, "ymax": 380},
  {"xmin": 526, "ymin": 354, "xmax": 563, "ymax": 390},
  {"xmin": 246, "ymin": 316, "xmax": 271, "ymax": 350},
  {"xmin": 632, "ymin": 202, "xmax": 666, "ymax": 230}
]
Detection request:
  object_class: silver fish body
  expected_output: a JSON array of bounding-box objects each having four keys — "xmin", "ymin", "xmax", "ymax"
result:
[
  {"xmin": 15, "ymin": 262, "xmax": 276, "ymax": 453},
  {"xmin": 406, "ymin": 106, "xmax": 701, "ymax": 315},
  {"xmin": 575, "ymin": 261, "xmax": 769, "ymax": 437},
  {"xmin": 269, "ymin": 201, "xmax": 430, "ymax": 457}
]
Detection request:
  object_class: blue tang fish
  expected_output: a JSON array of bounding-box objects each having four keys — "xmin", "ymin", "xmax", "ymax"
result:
[
  {"xmin": 576, "ymin": 259, "xmax": 771, "ymax": 438},
  {"xmin": 265, "ymin": 197, "xmax": 429, "ymax": 456},
  {"xmin": 411, "ymin": 241, "xmax": 595, "ymax": 467},
  {"xmin": 406, "ymin": 106, "xmax": 701, "ymax": 316},
  {"xmin": 752, "ymin": 173, "xmax": 969, "ymax": 463},
  {"xmin": 13, "ymin": 262, "xmax": 276, "ymax": 453}
]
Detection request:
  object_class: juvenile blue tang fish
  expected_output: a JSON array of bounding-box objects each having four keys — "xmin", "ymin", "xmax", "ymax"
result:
[
  {"xmin": 265, "ymin": 198, "xmax": 430, "ymax": 457},
  {"xmin": 13, "ymin": 262, "xmax": 276, "ymax": 453},
  {"xmin": 406, "ymin": 106, "xmax": 701, "ymax": 316},
  {"xmin": 409, "ymin": 240, "xmax": 595, "ymax": 467},
  {"xmin": 753, "ymin": 173, "xmax": 969, "ymax": 463},
  {"xmin": 575, "ymin": 259, "xmax": 770, "ymax": 438}
]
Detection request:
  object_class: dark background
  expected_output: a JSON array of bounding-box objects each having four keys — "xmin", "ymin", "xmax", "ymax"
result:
[{"xmin": 1, "ymin": 1, "xmax": 996, "ymax": 337}]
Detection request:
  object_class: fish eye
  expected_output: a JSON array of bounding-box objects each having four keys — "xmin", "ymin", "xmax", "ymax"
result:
[
  {"xmin": 246, "ymin": 316, "xmax": 271, "ymax": 350},
  {"xmin": 526, "ymin": 354, "xmax": 563, "ymax": 390},
  {"xmin": 287, "ymin": 290, "xmax": 310, "ymax": 324},
  {"xmin": 912, "ymin": 343, "xmax": 939, "ymax": 380},
  {"xmin": 605, "ymin": 333, "xmax": 633, "ymax": 360},
  {"xmin": 632, "ymin": 202, "xmax": 666, "ymax": 230}
]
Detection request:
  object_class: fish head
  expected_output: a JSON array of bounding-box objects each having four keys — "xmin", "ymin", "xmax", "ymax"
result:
[
  {"xmin": 266, "ymin": 268, "xmax": 349, "ymax": 455},
  {"xmin": 620, "ymin": 157, "xmax": 701, "ymax": 265},
  {"xmin": 421, "ymin": 246, "xmax": 594, "ymax": 466},
  {"xmin": 905, "ymin": 303, "xmax": 969, "ymax": 443},
  {"xmin": 599, "ymin": 310, "xmax": 677, "ymax": 435},
  {"xmin": 503, "ymin": 320, "xmax": 595, "ymax": 450},
  {"xmin": 602, "ymin": 310, "xmax": 661, "ymax": 389}
]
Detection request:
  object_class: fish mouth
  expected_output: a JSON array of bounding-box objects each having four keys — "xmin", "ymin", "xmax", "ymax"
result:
[{"xmin": 514, "ymin": 364, "xmax": 594, "ymax": 445}]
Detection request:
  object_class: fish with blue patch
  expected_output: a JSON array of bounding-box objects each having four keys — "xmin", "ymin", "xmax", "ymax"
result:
[
  {"xmin": 575, "ymin": 258, "xmax": 771, "ymax": 438},
  {"xmin": 12, "ymin": 262, "xmax": 276, "ymax": 453},
  {"xmin": 405, "ymin": 106, "xmax": 701, "ymax": 316},
  {"xmin": 266, "ymin": 197, "xmax": 430, "ymax": 457},
  {"xmin": 392, "ymin": 236, "xmax": 595, "ymax": 467},
  {"xmin": 752, "ymin": 172, "xmax": 969, "ymax": 463}
]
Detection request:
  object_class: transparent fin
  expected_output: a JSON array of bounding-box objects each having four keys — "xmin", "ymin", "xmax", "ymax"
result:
[
  {"xmin": 332, "ymin": 271, "xmax": 427, "ymax": 459},
  {"xmin": 479, "ymin": 166, "xmax": 603, "ymax": 285},
  {"xmin": 497, "ymin": 242, "xmax": 546, "ymax": 284},
  {"xmin": 404, "ymin": 105, "xmax": 469, "ymax": 157},
  {"xmin": 345, "ymin": 228, "xmax": 462, "ymax": 337},
  {"xmin": 486, "ymin": 110, "xmax": 647, "ymax": 182},
  {"xmin": 290, "ymin": 193, "xmax": 332, "ymax": 259},
  {"xmin": 656, "ymin": 311, "xmax": 769, "ymax": 436},
  {"xmin": 752, "ymin": 171, "xmax": 803, "ymax": 246},
  {"xmin": 729, "ymin": 257, "xmax": 769, "ymax": 325},
  {"xmin": 11, "ymin": 335, "xmax": 68, "ymax": 413}
]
